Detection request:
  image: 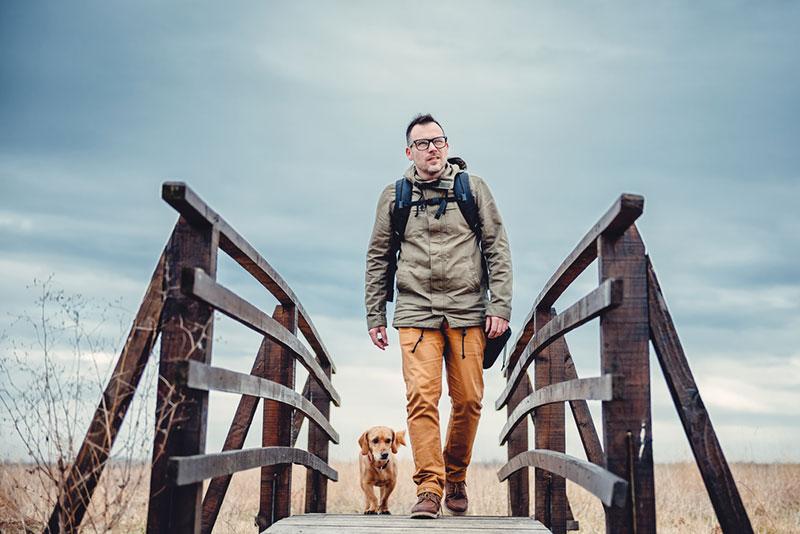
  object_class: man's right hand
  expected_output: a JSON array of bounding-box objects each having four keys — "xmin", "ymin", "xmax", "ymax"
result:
[{"xmin": 369, "ymin": 326, "xmax": 389, "ymax": 350}]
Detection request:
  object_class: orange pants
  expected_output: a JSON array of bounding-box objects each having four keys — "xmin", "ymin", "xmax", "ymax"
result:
[{"xmin": 399, "ymin": 323, "xmax": 486, "ymax": 497}]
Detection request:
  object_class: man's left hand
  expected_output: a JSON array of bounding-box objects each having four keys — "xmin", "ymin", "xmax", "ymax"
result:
[{"xmin": 485, "ymin": 316, "xmax": 509, "ymax": 339}]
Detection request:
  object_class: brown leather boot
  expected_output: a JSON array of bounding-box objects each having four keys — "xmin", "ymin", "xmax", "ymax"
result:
[
  {"xmin": 410, "ymin": 491, "xmax": 441, "ymax": 519},
  {"xmin": 444, "ymin": 480, "xmax": 468, "ymax": 515}
]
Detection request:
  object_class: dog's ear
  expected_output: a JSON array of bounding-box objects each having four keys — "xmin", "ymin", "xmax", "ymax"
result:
[
  {"xmin": 358, "ymin": 431, "xmax": 370, "ymax": 455},
  {"xmin": 392, "ymin": 429, "xmax": 407, "ymax": 453}
]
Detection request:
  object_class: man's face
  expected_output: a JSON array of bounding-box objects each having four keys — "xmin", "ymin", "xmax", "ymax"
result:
[{"xmin": 405, "ymin": 122, "xmax": 449, "ymax": 180}]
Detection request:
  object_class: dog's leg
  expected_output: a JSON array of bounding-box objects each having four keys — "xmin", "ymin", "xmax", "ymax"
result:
[
  {"xmin": 378, "ymin": 479, "xmax": 396, "ymax": 514},
  {"xmin": 361, "ymin": 479, "xmax": 379, "ymax": 515}
]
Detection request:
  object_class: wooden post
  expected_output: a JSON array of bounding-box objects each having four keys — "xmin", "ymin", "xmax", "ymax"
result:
[
  {"xmin": 147, "ymin": 217, "xmax": 218, "ymax": 534},
  {"xmin": 647, "ymin": 258, "xmax": 753, "ymax": 533},
  {"xmin": 201, "ymin": 336, "xmax": 272, "ymax": 534},
  {"xmin": 256, "ymin": 304, "xmax": 297, "ymax": 531},
  {"xmin": 598, "ymin": 225, "xmax": 656, "ymax": 533},
  {"xmin": 506, "ymin": 363, "xmax": 530, "ymax": 516},
  {"xmin": 534, "ymin": 308, "xmax": 566, "ymax": 534},
  {"xmin": 46, "ymin": 246, "xmax": 167, "ymax": 533},
  {"xmin": 304, "ymin": 360, "xmax": 332, "ymax": 513}
]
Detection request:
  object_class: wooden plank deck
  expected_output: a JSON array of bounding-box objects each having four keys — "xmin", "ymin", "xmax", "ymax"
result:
[{"xmin": 262, "ymin": 514, "xmax": 552, "ymax": 533}]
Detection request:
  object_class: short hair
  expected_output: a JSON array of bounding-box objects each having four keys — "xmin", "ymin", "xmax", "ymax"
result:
[{"xmin": 405, "ymin": 113, "xmax": 445, "ymax": 145}]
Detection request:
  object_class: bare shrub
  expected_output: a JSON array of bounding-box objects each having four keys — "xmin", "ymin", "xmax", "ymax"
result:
[{"xmin": 0, "ymin": 276, "xmax": 157, "ymax": 532}]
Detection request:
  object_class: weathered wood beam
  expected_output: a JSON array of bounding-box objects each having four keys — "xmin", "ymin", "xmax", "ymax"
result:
[
  {"xmin": 147, "ymin": 218, "xmax": 218, "ymax": 533},
  {"xmin": 498, "ymin": 450, "xmax": 628, "ymax": 509},
  {"xmin": 185, "ymin": 268, "xmax": 340, "ymax": 406},
  {"xmin": 647, "ymin": 257, "xmax": 754, "ymax": 533},
  {"xmin": 258, "ymin": 305, "xmax": 297, "ymax": 531},
  {"xmin": 507, "ymin": 194, "xmax": 644, "ymax": 364},
  {"xmin": 162, "ymin": 182, "xmax": 336, "ymax": 373},
  {"xmin": 564, "ymin": 350, "xmax": 606, "ymax": 467},
  {"xmin": 169, "ymin": 446, "xmax": 337, "ymax": 486},
  {"xmin": 177, "ymin": 360, "xmax": 338, "ymax": 443},
  {"xmin": 201, "ymin": 336, "xmax": 270, "ymax": 534},
  {"xmin": 599, "ymin": 224, "xmax": 655, "ymax": 533},
  {"xmin": 500, "ymin": 375, "xmax": 618, "ymax": 445},
  {"xmin": 45, "ymin": 237, "xmax": 168, "ymax": 534},
  {"xmin": 305, "ymin": 359, "xmax": 333, "ymax": 513},
  {"xmin": 533, "ymin": 308, "xmax": 567, "ymax": 534},
  {"xmin": 497, "ymin": 278, "xmax": 623, "ymax": 409}
]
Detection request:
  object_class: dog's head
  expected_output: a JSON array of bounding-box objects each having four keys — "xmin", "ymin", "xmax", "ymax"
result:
[{"xmin": 358, "ymin": 426, "xmax": 406, "ymax": 462}]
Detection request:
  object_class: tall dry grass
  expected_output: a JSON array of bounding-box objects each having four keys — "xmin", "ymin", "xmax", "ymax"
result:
[{"xmin": 2, "ymin": 460, "xmax": 797, "ymax": 532}]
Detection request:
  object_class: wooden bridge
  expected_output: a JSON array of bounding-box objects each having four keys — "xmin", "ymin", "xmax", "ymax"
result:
[{"xmin": 44, "ymin": 184, "xmax": 754, "ymax": 533}]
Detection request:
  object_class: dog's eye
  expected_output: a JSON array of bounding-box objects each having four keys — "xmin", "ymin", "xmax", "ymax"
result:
[{"xmin": 372, "ymin": 438, "xmax": 379, "ymax": 444}]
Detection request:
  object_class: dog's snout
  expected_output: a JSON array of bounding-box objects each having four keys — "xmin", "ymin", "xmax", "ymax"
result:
[{"xmin": 380, "ymin": 452, "xmax": 389, "ymax": 459}]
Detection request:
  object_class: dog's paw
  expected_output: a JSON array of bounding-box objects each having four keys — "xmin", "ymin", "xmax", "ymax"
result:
[
  {"xmin": 379, "ymin": 510, "xmax": 391, "ymax": 515},
  {"xmin": 364, "ymin": 510, "xmax": 377, "ymax": 515}
]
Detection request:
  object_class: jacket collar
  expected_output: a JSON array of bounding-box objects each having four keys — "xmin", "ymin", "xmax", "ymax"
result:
[{"xmin": 404, "ymin": 161, "xmax": 462, "ymax": 191}]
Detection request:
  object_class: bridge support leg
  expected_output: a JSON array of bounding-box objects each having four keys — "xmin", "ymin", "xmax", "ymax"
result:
[
  {"xmin": 257, "ymin": 304, "xmax": 297, "ymax": 531},
  {"xmin": 599, "ymin": 225, "xmax": 656, "ymax": 534}
]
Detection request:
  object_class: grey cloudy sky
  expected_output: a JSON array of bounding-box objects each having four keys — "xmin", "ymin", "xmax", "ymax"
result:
[{"xmin": 1, "ymin": 1, "xmax": 798, "ymax": 464}]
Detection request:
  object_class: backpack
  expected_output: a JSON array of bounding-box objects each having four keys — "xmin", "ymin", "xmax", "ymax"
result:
[{"xmin": 385, "ymin": 167, "xmax": 484, "ymax": 302}]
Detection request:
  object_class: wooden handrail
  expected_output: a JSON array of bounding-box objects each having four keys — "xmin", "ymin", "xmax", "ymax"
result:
[
  {"xmin": 499, "ymin": 375, "xmax": 619, "ymax": 445},
  {"xmin": 496, "ymin": 279, "xmax": 623, "ymax": 409},
  {"xmin": 169, "ymin": 446, "xmax": 338, "ymax": 486},
  {"xmin": 176, "ymin": 361, "xmax": 339, "ymax": 443},
  {"xmin": 507, "ymin": 194, "xmax": 643, "ymax": 364},
  {"xmin": 498, "ymin": 450, "xmax": 627, "ymax": 508},
  {"xmin": 162, "ymin": 181, "xmax": 336, "ymax": 374},
  {"xmin": 184, "ymin": 268, "xmax": 341, "ymax": 406}
]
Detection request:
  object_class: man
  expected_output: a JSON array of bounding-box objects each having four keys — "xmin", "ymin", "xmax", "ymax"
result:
[{"xmin": 365, "ymin": 114, "xmax": 512, "ymax": 518}]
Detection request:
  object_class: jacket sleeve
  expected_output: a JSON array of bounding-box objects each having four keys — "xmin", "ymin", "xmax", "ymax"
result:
[
  {"xmin": 364, "ymin": 184, "xmax": 394, "ymax": 330},
  {"xmin": 472, "ymin": 175, "xmax": 513, "ymax": 321}
]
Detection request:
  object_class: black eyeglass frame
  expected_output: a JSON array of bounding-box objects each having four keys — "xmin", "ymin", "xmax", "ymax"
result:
[{"xmin": 409, "ymin": 136, "xmax": 448, "ymax": 151}]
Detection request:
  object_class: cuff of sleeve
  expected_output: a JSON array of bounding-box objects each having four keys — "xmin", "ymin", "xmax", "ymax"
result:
[
  {"xmin": 367, "ymin": 316, "xmax": 387, "ymax": 330},
  {"xmin": 486, "ymin": 304, "xmax": 511, "ymax": 322}
]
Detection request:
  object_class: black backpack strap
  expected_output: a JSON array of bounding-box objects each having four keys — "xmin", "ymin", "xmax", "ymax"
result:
[
  {"xmin": 386, "ymin": 178, "xmax": 413, "ymax": 302},
  {"xmin": 453, "ymin": 171, "xmax": 488, "ymax": 278},
  {"xmin": 453, "ymin": 172, "xmax": 482, "ymax": 242}
]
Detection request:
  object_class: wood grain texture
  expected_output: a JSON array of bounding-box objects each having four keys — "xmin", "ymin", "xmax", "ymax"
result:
[
  {"xmin": 186, "ymin": 268, "xmax": 340, "ymax": 406},
  {"xmin": 169, "ymin": 446, "xmax": 337, "ymax": 486},
  {"xmin": 201, "ymin": 336, "xmax": 271, "ymax": 534},
  {"xmin": 162, "ymin": 181, "xmax": 336, "ymax": 373},
  {"xmin": 177, "ymin": 360, "xmax": 338, "ymax": 443},
  {"xmin": 647, "ymin": 258, "xmax": 754, "ymax": 533},
  {"xmin": 598, "ymin": 225, "xmax": 655, "ymax": 533},
  {"xmin": 563, "ymin": 351, "xmax": 605, "ymax": 467},
  {"xmin": 498, "ymin": 450, "xmax": 628, "ymax": 509},
  {"xmin": 504, "ymin": 337, "xmax": 531, "ymax": 517},
  {"xmin": 46, "ymin": 239, "xmax": 168, "ymax": 534},
  {"xmin": 263, "ymin": 514, "xmax": 551, "ymax": 533},
  {"xmin": 507, "ymin": 194, "xmax": 643, "ymax": 365},
  {"xmin": 147, "ymin": 218, "xmax": 218, "ymax": 534},
  {"xmin": 497, "ymin": 279, "xmax": 623, "ymax": 409},
  {"xmin": 305, "ymin": 360, "xmax": 333, "ymax": 513},
  {"xmin": 533, "ymin": 308, "xmax": 566, "ymax": 534},
  {"xmin": 500, "ymin": 375, "xmax": 617, "ymax": 445},
  {"xmin": 257, "ymin": 305, "xmax": 297, "ymax": 531}
]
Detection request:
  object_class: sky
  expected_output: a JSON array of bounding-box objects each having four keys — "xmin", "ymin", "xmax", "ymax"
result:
[{"xmin": 1, "ymin": 1, "xmax": 798, "ymax": 468}]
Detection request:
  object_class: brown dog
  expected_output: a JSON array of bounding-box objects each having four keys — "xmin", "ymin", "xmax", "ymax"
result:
[{"xmin": 358, "ymin": 426, "xmax": 406, "ymax": 515}]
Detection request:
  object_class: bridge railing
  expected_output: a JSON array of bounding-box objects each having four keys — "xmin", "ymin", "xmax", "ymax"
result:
[
  {"xmin": 495, "ymin": 194, "xmax": 754, "ymax": 534},
  {"xmin": 46, "ymin": 182, "xmax": 339, "ymax": 534}
]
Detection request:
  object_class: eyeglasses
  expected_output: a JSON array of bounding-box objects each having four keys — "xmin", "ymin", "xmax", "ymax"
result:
[{"xmin": 409, "ymin": 136, "xmax": 447, "ymax": 151}]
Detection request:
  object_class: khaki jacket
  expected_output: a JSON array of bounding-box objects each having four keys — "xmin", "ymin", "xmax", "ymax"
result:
[{"xmin": 365, "ymin": 162, "xmax": 512, "ymax": 330}]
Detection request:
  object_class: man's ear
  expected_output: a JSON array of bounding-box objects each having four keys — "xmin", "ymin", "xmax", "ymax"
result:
[
  {"xmin": 405, "ymin": 146, "xmax": 413, "ymax": 161},
  {"xmin": 358, "ymin": 432, "xmax": 370, "ymax": 456},
  {"xmin": 393, "ymin": 429, "xmax": 407, "ymax": 453}
]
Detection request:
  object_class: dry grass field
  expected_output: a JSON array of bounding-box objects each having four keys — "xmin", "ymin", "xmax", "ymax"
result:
[{"xmin": 1, "ymin": 460, "xmax": 798, "ymax": 533}]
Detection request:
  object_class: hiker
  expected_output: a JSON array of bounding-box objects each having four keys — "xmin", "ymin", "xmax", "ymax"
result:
[{"xmin": 364, "ymin": 113, "xmax": 513, "ymax": 518}]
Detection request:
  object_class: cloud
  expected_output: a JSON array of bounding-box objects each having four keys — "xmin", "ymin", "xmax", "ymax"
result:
[{"xmin": 1, "ymin": 1, "xmax": 799, "ymax": 462}]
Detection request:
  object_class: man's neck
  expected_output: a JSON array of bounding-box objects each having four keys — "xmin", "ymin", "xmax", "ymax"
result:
[{"xmin": 416, "ymin": 168, "xmax": 445, "ymax": 182}]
